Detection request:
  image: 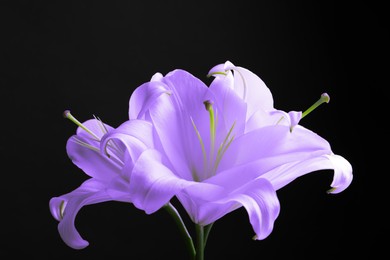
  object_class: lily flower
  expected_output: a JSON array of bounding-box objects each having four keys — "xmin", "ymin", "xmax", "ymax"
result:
[
  {"xmin": 50, "ymin": 61, "xmax": 352, "ymax": 254},
  {"xmin": 121, "ymin": 61, "xmax": 353, "ymax": 240},
  {"xmin": 49, "ymin": 111, "xmax": 154, "ymax": 249}
]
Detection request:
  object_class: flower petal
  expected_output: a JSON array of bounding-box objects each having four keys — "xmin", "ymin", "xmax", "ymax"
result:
[
  {"xmin": 210, "ymin": 61, "xmax": 274, "ymax": 118},
  {"xmin": 110, "ymin": 119, "xmax": 154, "ymax": 148},
  {"xmin": 129, "ymin": 78, "xmax": 171, "ymax": 120},
  {"xmin": 66, "ymin": 136, "xmax": 121, "ymax": 182},
  {"xmin": 49, "ymin": 179, "xmax": 112, "ymax": 249},
  {"xmin": 219, "ymin": 125, "xmax": 332, "ymax": 173},
  {"xmin": 325, "ymin": 154, "xmax": 353, "ymax": 193},
  {"xmin": 129, "ymin": 149, "xmax": 195, "ymax": 214},
  {"xmin": 100, "ymin": 119, "xmax": 154, "ymax": 176},
  {"xmin": 260, "ymin": 153, "xmax": 353, "ymax": 193},
  {"xmin": 149, "ymin": 70, "xmax": 211, "ymax": 180},
  {"xmin": 179, "ymin": 177, "xmax": 280, "ymax": 240},
  {"xmin": 209, "ymin": 71, "xmax": 247, "ymax": 136}
]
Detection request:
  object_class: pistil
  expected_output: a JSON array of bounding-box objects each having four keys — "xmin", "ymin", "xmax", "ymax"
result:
[
  {"xmin": 63, "ymin": 110, "xmax": 100, "ymax": 140},
  {"xmin": 204, "ymin": 101, "xmax": 216, "ymax": 170},
  {"xmin": 301, "ymin": 93, "xmax": 330, "ymax": 119}
]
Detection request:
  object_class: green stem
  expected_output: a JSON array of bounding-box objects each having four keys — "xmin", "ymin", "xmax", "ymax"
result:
[
  {"xmin": 203, "ymin": 223, "xmax": 214, "ymax": 246},
  {"xmin": 195, "ymin": 224, "xmax": 205, "ymax": 260},
  {"xmin": 164, "ymin": 203, "xmax": 196, "ymax": 259}
]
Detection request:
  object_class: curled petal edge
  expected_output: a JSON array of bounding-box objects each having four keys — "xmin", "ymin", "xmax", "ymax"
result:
[{"xmin": 49, "ymin": 180, "xmax": 113, "ymax": 249}]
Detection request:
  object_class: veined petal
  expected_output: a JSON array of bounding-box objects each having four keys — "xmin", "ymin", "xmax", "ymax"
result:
[
  {"xmin": 245, "ymin": 109, "xmax": 302, "ymax": 133},
  {"xmin": 109, "ymin": 119, "xmax": 154, "ymax": 148},
  {"xmin": 180, "ymin": 178, "xmax": 280, "ymax": 240},
  {"xmin": 212, "ymin": 61, "xmax": 274, "ymax": 118},
  {"xmin": 209, "ymin": 72, "xmax": 247, "ymax": 136},
  {"xmin": 149, "ymin": 70, "xmax": 211, "ymax": 180},
  {"xmin": 219, "ymin": 125, "xmax": 331, "ymax": 173},
  {"xmin": 129, "ymin": 149, "xmax": 195, "ymax": 214},
  {"xmin": 49, "ymin": 179, "xmax": 112, "ymax": 249},
  {"xmin": 245, "ymin": 108, "xmax": 279, "ymax": 132},
  {"xmin": 148, "ymin": 91, "xmax": 192, "ymax": 180},
  {"xmin": 100, "ymin": 120, "xmax": 154, "ymax": 175},
  {"xmin": 325, "ymin": 154, "xmax": 353, "ymax": 193},
  {"xmin": 129, "ymin": 79, "xmax": 170, "ymax": 120},
  {"xmin": 269, "ymin": 110, "xmax": 302, "ymax": 129},
  {"xmin": 261, "ymin": 153, "xmax": 353, "ymax": 193},
  {"xmin": 66, "ymin": 135, "xmax": 121, "ymax": 182}
]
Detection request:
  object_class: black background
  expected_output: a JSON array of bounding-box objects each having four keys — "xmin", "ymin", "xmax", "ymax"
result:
[{"xmin": 2, "ymin": 0, "xmax": 388, "ymax": 259}]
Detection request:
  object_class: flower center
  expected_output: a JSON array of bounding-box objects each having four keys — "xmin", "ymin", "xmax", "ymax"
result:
[{"xmin": 190, "ymin": 102, "xmax": 235, "ymax": 181}]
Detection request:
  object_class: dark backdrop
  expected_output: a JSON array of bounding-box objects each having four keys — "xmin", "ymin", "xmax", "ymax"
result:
[{"xmin": 2, "ymin": 0, "xmax": 387, "ymax": 259}]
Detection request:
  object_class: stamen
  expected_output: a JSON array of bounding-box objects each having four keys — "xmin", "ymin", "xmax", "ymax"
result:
[
  {"xmin": 301, "ymin": 93, "xmax": 330, "ymax": 119},
  {"xmin": 94, "ymin": 115, "xmax": 124, "ymax": 157},
  {"xmin": 72, "ymin": 137, "xmax": 100, "ymax": 152},
  {"xmin": 191, "ymin": 117, "xmax": 207, "ymax": 176},
  {"xmin": 63, "ymin": 110, "xmax": 100, "ymax": 141},
  {"xmin": 276, "ymin": 116, "xmax": 285, "ymax": 125},
  {"xmin": 93, "ymin": 115, "xmax": 109, "ymax": 135},
  {"xmin": 214, "ymin": 122, "xmax": 236, "ymax": 174}
]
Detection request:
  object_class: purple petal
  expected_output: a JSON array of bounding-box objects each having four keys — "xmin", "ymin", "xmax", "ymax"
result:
[
  {"xmin": 149, "ymin": 70, "xmax": 211, "ymax": 180},
  {"xmin": 204, "ymin": 125, "xmax": 341, "ymax": 197},
  {"xmin": 209, "ymin": 72, "xmax": 247, "ymax": 136},
  {"xmin": 129, "ymin": 149, "xmax": 195, "ymax": 214},
  {"xmin": 210, "ymin": 61, "xmax": 274, "ymax": 119},
  {"xmin": 209, "ymin": 124, "xmax": 352, "ymax": 193},
  {"xmin": 260, "ymin": 153, "xmax": 353, "ymax": 193},
  {"xmin": 66, "ymin": 136, "xmax": 121, "ymax": 182},
  {"xmin": 49, "ymin": 179, "xmax": 111, "ymax": 249},
  {"xmin": 100, "ymin": 120, "xmax": 154, "ymax": 176},
  {"xmin": 112, "ymin": 120, "xmax": 154, "ymax": 147},
  {"xmin": 219, "ymin": 125, "xmax": 331, "ymax": 173},
  {"xmin": 179, "ymin": 178, "xmax": 280, "ymax": 240},
  {"xmin": 245, "ymin": 109, "xmax": 303, "ymax": 133},
  {"xmin": 129, "ymin": 79, "xmax": 171, "ymax": 120},
  {"xmin": 325, "ymin": 154, "xmax": 353, "ymax": 193}
]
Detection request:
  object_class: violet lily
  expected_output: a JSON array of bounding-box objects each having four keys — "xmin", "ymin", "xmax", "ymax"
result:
[
  {"xmin": 120, "ymin": 61, "xmax": 352, "ymax": 255},
  {"xmin": 50, "ymin": 61, "xmax": 352, "ymax": 259}
]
